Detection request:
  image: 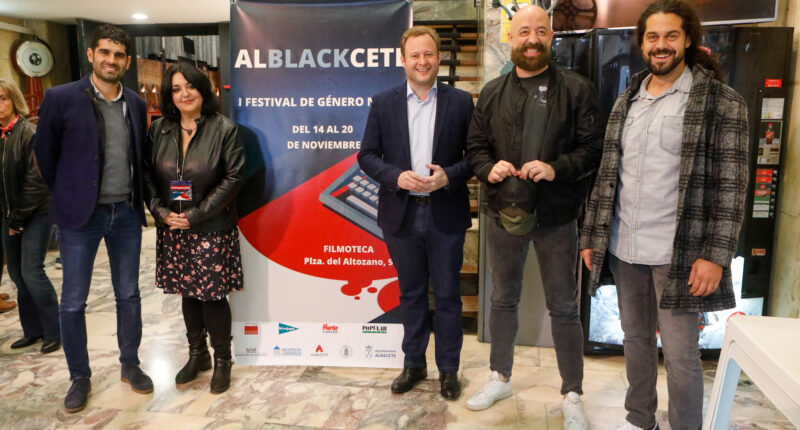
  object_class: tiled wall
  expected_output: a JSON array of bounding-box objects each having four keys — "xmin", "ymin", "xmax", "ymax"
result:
[
  {"xmin": 480, "ymin": 2, "xmax": 510, "ymax": 85},
  {"xmin": 413, "ymin": 0, "xmax": 478, "ymax": 21}
]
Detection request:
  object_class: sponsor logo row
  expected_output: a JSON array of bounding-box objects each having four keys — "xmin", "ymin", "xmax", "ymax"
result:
[
  {"xmin": 254, "ymin": 344, "xmax": 397, "ymax": 359},
  {"xmin": 244, "ymin": 323, "xmax": 389, "ymax": 336}
]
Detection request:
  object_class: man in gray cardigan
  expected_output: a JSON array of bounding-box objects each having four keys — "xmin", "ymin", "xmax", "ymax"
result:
[{"xmin": 579, "ymin": 1, "xmax": 748, "ymax": 429}]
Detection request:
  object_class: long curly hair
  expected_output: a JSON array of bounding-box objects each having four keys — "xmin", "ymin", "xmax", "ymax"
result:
[{"xmin": 635, "ymin": 0, "xmax": 723, "ymax": 81}]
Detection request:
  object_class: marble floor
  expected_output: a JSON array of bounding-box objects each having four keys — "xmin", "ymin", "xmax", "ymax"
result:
[{"xmin": 0, "ymin": 228, "xmax": 792, "ymax": 429}]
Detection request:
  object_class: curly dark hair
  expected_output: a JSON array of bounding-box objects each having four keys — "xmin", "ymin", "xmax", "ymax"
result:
[
  {"xmin": 90, "ymin": 24, "xmax": 132, "ymax": 54},
  {"xmin": 635, "ymin": 0, "xmax": 723, "ymax": 81},
  {"xmin": 159, "ymin": 62, "xmax": 220, "ymax": 123}
]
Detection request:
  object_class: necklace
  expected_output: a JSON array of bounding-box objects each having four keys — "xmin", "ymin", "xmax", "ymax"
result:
[
  {"xmin": 0, "ymin": 116, "xmax": 19, "ymax": 138},
  {"xmin": 181, "ymin": 125, "xmax": 196, "ymax": 136}
]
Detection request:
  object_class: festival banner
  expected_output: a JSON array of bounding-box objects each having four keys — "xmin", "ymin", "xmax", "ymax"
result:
[{"xmin": 230, "ymin": 0, "xmax": 411, "ymax": 366}]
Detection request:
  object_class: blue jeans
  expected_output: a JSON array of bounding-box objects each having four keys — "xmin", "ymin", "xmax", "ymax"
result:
[
  {"xmin": 58, "ymin": 201, "xmax": 142, "ymax": 379},
  {"xmin": 2, "ymin": 213, "xmax": 60, "ymax": 340},
  {"xmin": 383, "ymin": 201, "xmax": 465, "ymax": 372}
]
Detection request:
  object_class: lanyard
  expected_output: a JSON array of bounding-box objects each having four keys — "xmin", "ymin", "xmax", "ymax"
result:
[{"xmin": 173, "ymin": 133, "xmax": 187, "ymax": 181}]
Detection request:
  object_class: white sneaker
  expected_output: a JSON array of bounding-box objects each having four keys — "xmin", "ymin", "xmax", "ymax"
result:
[
  {"xmin": 562, "ymin": 391, "xmax": 588, "ymax": 430},
  {"xmin": 613, "ymin": 420, "xmax": 659, "ymax": 430},
  {"xmin": 466, "ymin": 371, "xmax": 512, "ymax": 411}
]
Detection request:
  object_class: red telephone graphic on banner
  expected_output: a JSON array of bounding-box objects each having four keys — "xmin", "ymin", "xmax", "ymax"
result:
[{"xmin": 238, "ymin": 154, "xmax": 400, "ymax": 312}]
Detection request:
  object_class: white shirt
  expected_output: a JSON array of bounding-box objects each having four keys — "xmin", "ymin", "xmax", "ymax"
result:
[{"xmin": 406, "ymin": 81, "xmax": 437, "ymax": 196}]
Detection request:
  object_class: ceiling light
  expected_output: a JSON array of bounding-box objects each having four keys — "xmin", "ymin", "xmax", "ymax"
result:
[{"xmin": 132, "ymin": 13, "xmax": 148, "ymax": 20}]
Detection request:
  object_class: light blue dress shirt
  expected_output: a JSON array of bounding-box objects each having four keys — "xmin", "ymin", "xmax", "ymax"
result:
[
  {"xmin": 609, "ymin": 65, "xmax": 693, "ymax": 265},
  {"xmin": 407, "ymin": 81, "xmax": 437, "ymax": 196}
]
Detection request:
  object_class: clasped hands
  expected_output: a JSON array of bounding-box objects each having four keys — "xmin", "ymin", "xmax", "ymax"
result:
[
  {"xmin": 397, "ymin": 164, "xmax": 449, "ymax": 193},
  {"xmin": 165, "ymin": 212, "xmax": 191, "ymax": 230},
  {"xmin": 488, "ymin": 160, "xmax": 554, "ymax": 184}
]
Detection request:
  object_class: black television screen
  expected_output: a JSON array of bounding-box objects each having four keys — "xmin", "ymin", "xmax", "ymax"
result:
[{"xmin": 553, "ymin": 0, "xmax": 779, "ymax": 31}]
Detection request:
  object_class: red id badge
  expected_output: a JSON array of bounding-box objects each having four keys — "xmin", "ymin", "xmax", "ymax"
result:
[{"xmin": 170, "ymin": 180, "xmax": 192, "ymax": 201}]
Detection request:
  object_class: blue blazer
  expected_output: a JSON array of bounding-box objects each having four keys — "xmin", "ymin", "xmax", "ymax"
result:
[
  {"xmin": 358, "ymin": 82, "xmax": 474, "ymax": 235},
  {"xmin": 34, "ymin": 76, "xmax": 147, "ymax": 229}
]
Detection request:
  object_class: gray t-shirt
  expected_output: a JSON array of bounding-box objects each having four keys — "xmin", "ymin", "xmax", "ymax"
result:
[
  {"xmin": 95, "ymin": 97, "xmax": 132, "ymax": 204},
  {"xmin": 519, "ymin": 68, "xmax": 549, "ymax": 164}
]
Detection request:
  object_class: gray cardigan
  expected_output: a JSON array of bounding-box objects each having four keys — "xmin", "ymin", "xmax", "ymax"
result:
[{"xmin": 580, "ymin": 64, "xmax": 749, "ymax": 312}]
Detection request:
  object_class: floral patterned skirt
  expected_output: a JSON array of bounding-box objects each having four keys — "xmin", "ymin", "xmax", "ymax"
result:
[{"xmin": 155, "ymin": 227, "xmax": 243, "ymax": 301}]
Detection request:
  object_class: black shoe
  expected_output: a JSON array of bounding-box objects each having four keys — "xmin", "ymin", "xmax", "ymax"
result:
[
  {"xmin": 121, "ymin": 364, "xmax": 154, "ymax": 394},
  {"xmin": 41, "ymin": 339, "xmax": 61, "ymax": 354},
  {"xmin": 209, "ymin": 357, "xmax": 232, "ymax": 394},
  {"xmin": 176, "ymin": 330, "xmax": 212, "ymax": 385},
  {"xmin": 11, "ymin": 336, "xmax": 42, "ymax": 349},
  {"xmin": 209, "ymin": 334, "xmax": 233, "ymax": 394},
  {"xmin": 64, "ymin": 378, "xmax": 91, "ymax": 413},
  {"xmin": 391, "ymin": 367, "xmax": 427, "ymax": 394},
  {"xmin": 439, "ymin": 371, "xmax": 460, "ymax": 400}
]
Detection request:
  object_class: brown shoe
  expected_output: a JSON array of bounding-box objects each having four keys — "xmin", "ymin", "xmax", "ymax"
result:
[
  {"xmin": 0, "ymin": 299, "xmax": 17, "ymax": 313},
  {"xmin": 0, "ymin": 293, "xmax": 9, "ymax": 300}
]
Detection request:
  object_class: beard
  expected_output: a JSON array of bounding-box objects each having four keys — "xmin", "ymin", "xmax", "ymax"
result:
[
  {"xmin": 645, "ymin": 48, "xmax": 685, "ymax": 76},
  {"xmin": 511, "ymin": 42, "xmax": 551, "ymax": 73},
  {"xmin": 92, "ymin": 62, "xmax": 125, "ymax": 84}
]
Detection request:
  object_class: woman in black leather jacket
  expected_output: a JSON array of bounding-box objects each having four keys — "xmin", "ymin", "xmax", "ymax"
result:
[
  {"xmin": 0, "ymin": 78, "xmax": 60, "ymax": 353},
  {"xmin": 143, "ymin": 64, "xmax": 244, "ymax": 394}
]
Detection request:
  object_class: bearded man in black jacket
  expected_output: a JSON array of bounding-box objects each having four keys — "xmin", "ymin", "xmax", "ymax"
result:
[{"xmin": 465, "ymin": 6, "xmax": 602, "ymax": 428}]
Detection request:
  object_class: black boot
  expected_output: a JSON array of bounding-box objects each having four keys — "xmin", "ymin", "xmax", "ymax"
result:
[
  {"xmin": 175, "ymin": 330, "xmax": 212, "ymax": 385},
  {"xmin": 209, "ymin": 335, "xmax": 232, "ymax": 394}
]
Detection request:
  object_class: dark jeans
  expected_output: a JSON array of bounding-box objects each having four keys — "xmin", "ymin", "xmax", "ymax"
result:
[
  {"xmin": 2, "ymin": 213, "xmax": 60, "ymax": 340},
  {"xmin": 608, "ymin": 254, "xmax": 703, "ymax": 430},
  {"xmin": 58, "ymin": 201, "xmax": 142, "ymax": 380},
  {"xmin": 487, "ymin": 217, "xmax": 583, "ymax": 394},
  {"xmin": 383, "ymin": 201, "xmax": 465, "ymax": 372}
]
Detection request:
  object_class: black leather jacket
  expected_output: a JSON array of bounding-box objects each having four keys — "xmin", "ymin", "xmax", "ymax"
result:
[
  {"xmin": 143, "ymin": 113, "xmax": 245, "ymax": 233},
  {"xmin": 467, "ymin": 63, "xmax": 603, "ymax": 227},
  {"xmin": 1, "ymin": 117, "xmax": 50, "ymax": 231}
]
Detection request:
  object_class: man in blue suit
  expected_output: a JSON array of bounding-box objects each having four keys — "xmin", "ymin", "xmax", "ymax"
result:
[
  {"xmin": 34, "ymin": 24, "xmax": 152, "ymax": 413},
  {"xmin": 358, "ymin": 26, "xmax": 474, "ymax": 401}
]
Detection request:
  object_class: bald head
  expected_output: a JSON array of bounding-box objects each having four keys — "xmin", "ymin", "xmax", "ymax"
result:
[
  {"xmin": 508, "ymin": 5, "xmax": 553, "ymax": 77},
  {"xmin": 509, "ymin": 5, "xmax": 551, "ymax": 35}
]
